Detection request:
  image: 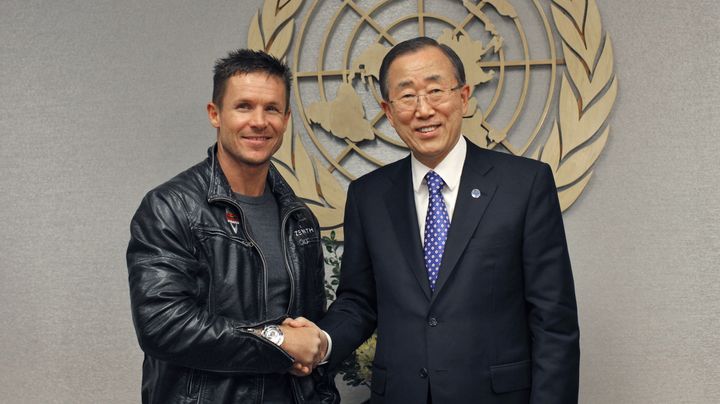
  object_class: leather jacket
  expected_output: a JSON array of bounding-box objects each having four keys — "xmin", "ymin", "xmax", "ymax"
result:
[{"xmin": 126, "ymin": 145, "xmax": 339, "ymax": 404}]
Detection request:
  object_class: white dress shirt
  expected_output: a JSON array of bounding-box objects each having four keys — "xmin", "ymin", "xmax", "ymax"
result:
[{"xmin": 411, "ymin": 136, "xmax": 467, "ymax": 244}]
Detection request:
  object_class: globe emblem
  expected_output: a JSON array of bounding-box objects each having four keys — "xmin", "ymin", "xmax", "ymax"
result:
[{"xmin": 291, "ymin": 0, "xmax": 561, "ymax": 183}]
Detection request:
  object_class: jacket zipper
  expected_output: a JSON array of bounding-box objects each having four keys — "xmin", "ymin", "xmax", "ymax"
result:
[
  {"xmin": 281, "ymin": 207, "xmax": 316, "ymax": 404},
  {"xmin": 280, "ymin": 206, "xmax": 303, "ymax": 315},
  {"xmin": 210, "ymin": 197, "xmax": 307, "ymax": 319},
  {"xmin": 210, "ymin": 196, "xmax": 269, "ymax": 317},
  {"xmin": 240, "ymin": 206, "xmax": 270, "ymax": 319}
]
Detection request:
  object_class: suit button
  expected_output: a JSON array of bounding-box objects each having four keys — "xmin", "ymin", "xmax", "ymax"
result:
[
  {"xmin": 419, "ymin": 368, "xmax": 428, "ymax": 378},
  {"xmin": 428, "ymin": 317, "xmax": 438, "ymax": 327}
]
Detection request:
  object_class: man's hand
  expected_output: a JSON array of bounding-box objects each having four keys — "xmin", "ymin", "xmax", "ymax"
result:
[{"xmin": 280, "ymin": 317, "xmax": 328, "ymax": 377}]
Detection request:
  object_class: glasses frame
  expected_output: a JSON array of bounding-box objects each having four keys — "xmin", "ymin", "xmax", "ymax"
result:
[{"xmin": 388, "ymin": 84, "xmax": 464, "ymax": 111}]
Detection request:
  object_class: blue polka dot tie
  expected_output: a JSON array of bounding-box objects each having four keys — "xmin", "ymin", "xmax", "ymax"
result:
[{"xmin": 423, "ymin": 171, "xmax": 449, "ymax": 292}]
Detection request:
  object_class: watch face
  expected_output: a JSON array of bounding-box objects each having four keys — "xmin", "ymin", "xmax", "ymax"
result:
[{"xmin": 262, "ymin": 325, "xmax": 284, "ymax": 345}]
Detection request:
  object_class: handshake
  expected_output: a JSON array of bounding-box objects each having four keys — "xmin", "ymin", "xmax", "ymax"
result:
[{"xmin": 278, "ymin": 317, "xmax": 329, "ymax": 377}]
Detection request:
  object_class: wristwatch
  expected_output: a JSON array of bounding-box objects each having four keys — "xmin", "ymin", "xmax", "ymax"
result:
[{"xmin": 260, "ymin": 325, "xmax": 284, "ymax": 346}]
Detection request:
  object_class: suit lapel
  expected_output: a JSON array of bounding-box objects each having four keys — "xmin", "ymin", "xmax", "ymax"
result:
[
  {"xmin": 384, "ymin": 157, "xmax": 432, "ymax": 301},
  {"xmin": 432, "ymin": 143, "xmax": 497, "ymax": 301}
]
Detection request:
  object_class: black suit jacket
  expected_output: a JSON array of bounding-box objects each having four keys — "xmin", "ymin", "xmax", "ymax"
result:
[{"xmin": 320, "ymin": 140, "xmax": 579, "ymax": 403}]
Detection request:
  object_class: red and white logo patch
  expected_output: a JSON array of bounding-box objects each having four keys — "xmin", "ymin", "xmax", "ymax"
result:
[{"xmin": 226, "ymin": 211, "xmax": 239, "ymax": 234}]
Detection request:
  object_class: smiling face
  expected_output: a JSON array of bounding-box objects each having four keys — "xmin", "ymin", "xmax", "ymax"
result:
[
  {"xmin": 381, "ymin": 46, "xmax": 469, "ymax": 168},
  {"xmin": 207, "ymin": 72, "xmax": 289, "ymax": 174}
]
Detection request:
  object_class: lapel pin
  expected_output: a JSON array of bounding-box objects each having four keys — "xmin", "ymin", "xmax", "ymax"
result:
[{"xmin": 471, "ymin": 189, "xmax": 482, "ymax": 199}]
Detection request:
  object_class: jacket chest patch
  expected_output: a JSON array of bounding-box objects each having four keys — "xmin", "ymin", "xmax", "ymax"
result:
[
  {"xmin": 292, "ymin": 227, "xmax": 317, "ymax": 246},
  {"xmin": 225, "ymin": 211, "xmax": 239, "ymax": 234}
]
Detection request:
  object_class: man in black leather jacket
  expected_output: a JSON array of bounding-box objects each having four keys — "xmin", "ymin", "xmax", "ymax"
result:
[{"xmin": 126, "ymin": 49, "xmax": 338, "ymax": 404}]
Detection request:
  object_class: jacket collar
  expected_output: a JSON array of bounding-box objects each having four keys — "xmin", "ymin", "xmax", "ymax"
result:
[
  {"xmin": 431, "ymin": 139, "xmax": 496, "ymax": 300},
  {"xmin": 205, "ymin": 144, "xmax": 306, "ymax": 216},
  {"xmin": 384, "ymin": 156, "xmax": 431, "ymax": 300}
]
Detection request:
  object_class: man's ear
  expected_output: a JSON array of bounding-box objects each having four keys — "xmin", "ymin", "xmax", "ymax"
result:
[
  {"xmin": 283, "ymin": 107, "xmax": 291, "ymax": 128},
  {"xmin": 381, "ymin": 100, "xmax": 395, "ymax": 128},
  {"xmin": 207, "ymin": 102, "xmax": 220, "ymax": 128},
  {"xmin": 459, "ymin": 84, "xmax": 470, "ymax": 116}
]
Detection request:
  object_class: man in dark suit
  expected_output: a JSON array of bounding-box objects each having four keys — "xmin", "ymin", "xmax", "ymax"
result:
[{"xmin": 312, "ymin": 37, "xmax": 580, "ymax": 403}]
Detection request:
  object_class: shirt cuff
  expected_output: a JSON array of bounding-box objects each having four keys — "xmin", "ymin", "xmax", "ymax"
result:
[{"xmin": 319, "ymin": 330, "xmax": 332, "ymax": 364}]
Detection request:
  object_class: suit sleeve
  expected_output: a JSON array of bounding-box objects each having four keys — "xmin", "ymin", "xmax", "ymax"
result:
[
  {"xmin": 318, "ymin": 181, "xmax": 378, "ymax": 369},
  {"xmin": 522, "ymin": 164, "xmax": 580, "ymax": 403},
  {"xmin": 126, "ymin": 189, "xmax": 293, "ymax": 373}
]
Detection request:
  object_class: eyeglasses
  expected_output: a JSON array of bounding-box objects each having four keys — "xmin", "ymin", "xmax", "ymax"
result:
[{"xmin": 389, "ymin": 84, "xmax": 464, "ymax": 111}]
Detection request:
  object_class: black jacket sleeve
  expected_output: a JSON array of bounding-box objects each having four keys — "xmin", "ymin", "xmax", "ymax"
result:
[
  {"xmin": 523, "ymin": 164, "xmax": 580, "ymax": 403},
  {"xmin": 126, "ymin": 188, "xmax": 293, "ymax": 373}
]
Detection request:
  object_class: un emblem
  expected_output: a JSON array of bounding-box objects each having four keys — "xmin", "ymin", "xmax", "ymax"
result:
[{"xmin": 248, "ymin": 0, "xmax": 617, "ymax": 240}]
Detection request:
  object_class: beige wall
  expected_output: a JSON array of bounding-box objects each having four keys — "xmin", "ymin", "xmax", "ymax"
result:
[{"xmin": 0, "ymin": 1, "xmax": 718, "ymax": 403}]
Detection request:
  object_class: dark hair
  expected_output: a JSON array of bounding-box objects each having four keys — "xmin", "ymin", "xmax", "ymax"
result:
[
  {"xmin": 212, "ymin": 49, "xmax": 292, "ymax": 111},
  {"xmin": 378, "ymin": 37, "xmax": 466, "ymax": 101}
]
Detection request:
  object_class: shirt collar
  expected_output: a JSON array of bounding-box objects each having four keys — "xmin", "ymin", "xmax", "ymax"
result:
[{"xmin": 411, "ymin": 136, "xmax": 466, "ymax": 192}]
